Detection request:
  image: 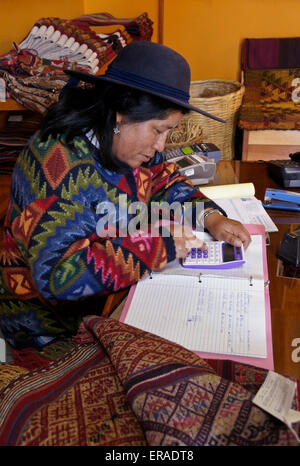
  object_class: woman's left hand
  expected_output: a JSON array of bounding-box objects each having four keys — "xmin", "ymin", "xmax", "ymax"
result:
[{"xmin": 204, "ymin": 212, "xmax": 252, "ymax": 250}]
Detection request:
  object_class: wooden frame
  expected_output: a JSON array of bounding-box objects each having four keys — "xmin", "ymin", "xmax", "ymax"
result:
[
  {"xmin": 158, "ymin": 0, "xmax": 164, "ymax": 44},
  {"xmin": 242, "ymin": 129, "xmax": 300, "ymax": 161}
]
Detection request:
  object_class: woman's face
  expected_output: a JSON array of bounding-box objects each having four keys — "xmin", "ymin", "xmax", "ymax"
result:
[{"xmin": 112, "ymin": 110, "xmax": 183, "ymax": 169}]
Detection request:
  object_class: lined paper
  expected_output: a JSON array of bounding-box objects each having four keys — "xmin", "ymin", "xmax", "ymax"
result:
[{"xmin": 125, "ymin": 273, "xmax": 267, "ymax": 358}]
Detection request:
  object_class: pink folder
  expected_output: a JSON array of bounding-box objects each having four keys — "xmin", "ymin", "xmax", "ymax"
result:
[{"xmin": 120, "ymin": 224, "xmax": 274, "ymax": 371}]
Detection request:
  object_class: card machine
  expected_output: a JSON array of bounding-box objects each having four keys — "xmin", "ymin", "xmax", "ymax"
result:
[
  {"xmin": 266, "ymin": 152, "xmax": 300, "ymax": 188},
  {"xmin": 277, "ymin": 227, "xmax": 300, "ymax": 267},
  {"xmin": 164, "ymin": 144, "xmax": 219, "ymax": 185}
]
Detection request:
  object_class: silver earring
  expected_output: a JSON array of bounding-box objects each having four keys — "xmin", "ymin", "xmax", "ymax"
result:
[{"xmin": 113, "ymin": 126, "xmax": 120, "ymax": 135}]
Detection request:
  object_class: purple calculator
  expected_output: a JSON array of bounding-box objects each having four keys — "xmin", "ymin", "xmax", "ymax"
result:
[{"xmin": 182, "ymin": 241, "xmax": 245, "ymax": 269}]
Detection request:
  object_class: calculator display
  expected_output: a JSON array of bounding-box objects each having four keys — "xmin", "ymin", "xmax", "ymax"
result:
[
  {"xmin": 176, "ymin": 156, "xmax": 200, "ymax": 168},
  {"xmin": 223, "ymin": 243, "xmax": 236, "ymax": 262},
  {"xmin": 176, "ymin": 157, "xmax": 193, "ymax": 168}
]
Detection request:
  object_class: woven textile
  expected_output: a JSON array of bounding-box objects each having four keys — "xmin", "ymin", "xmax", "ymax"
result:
[
  {"xmin": 73, "ymin": 12, "xmax": 153, "ymax": 42},
  {"xmin": 0, "ymin": 13, "xmax": 152, "ymax": 78},
  {"xmin": 0, "ymin": 13, "xmax": 153, "ymax": 117},
  {"xmin": 239, "ymin": 68, "xmax": 300, "ymax": 130},
  {"xmin": 242, "ymin": 38, "xmax": 300, "ymax": 70},
  {"xmin": 0, "ymin": 316, "xmax": 299, "ymax": 446}
]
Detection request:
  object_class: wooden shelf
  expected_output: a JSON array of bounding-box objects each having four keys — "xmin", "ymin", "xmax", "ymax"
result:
[
  {"xmin": 0, "ymin": 99, "xmax": 28, "ymax": 130},
  {"xmin": 242, "ymin": 129, "xmax": 300, "ymax": 161},
  {"xmin": 0, "ymin": 174, "xmax": 11, "ymax": 221},
  {"xmin": 0, "ymin": 98, "xmax": 26, "ymax": 111}
]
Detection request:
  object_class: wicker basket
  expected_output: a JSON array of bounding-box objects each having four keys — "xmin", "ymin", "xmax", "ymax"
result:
[{"xmin": 166, "ymin": 80, "xmax": 245, "ymax": 160}]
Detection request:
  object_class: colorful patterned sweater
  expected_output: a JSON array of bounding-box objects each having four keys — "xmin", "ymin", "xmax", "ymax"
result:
[{"xmin": 0, "ymin": 132, "xmax": 221, "ymax": 348}]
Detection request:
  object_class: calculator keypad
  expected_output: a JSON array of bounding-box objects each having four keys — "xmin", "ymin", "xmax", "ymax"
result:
[
  {"xmin": 182, "ymin": 241, "xmax": 245, "ymax": 269},
  {"xmin": 184, "ymin": 243, "xmax": 222, "ymax": 266}
]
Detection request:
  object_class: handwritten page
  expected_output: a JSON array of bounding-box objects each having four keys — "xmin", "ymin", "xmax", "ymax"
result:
[{"xmin": 124, "ymin": 273, "xmax": 267, "ymax": 358}]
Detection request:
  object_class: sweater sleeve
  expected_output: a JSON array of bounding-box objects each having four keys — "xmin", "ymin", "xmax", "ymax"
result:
[
  {"xmin": 10, "ymin": 137, "xmax": 176, "ymax": 303},
  {"xmin": 21, "ymin": 197, "xmax": 175, "ymax": 302},
  {"xmin": 149, "ymin": 159, "xmax": 227, "ymax": 228}
]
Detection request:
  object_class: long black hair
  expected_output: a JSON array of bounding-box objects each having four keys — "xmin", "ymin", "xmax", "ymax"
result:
[{"xmin": 39, "ymin": 81, "xmax": 188, "ymax": 171}]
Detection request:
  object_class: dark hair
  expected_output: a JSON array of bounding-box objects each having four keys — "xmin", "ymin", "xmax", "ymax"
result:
[{"xmin": 40, "ymin": 82, "xmax": 188, "ymax": 171}]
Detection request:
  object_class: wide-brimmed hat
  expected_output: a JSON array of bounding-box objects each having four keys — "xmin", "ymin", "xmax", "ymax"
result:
[{"xmin": 64, "ymin": 41, "xmax": 224, "ymax": 123}]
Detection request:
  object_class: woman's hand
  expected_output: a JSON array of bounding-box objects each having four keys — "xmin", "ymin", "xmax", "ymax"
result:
[
  {"xmin": 166, "ymin": 223, "xmax": 206, "ymax": 259},
  {"xmin": 204, "ymin": 212, "xmax": 251, "ymax": 250}
]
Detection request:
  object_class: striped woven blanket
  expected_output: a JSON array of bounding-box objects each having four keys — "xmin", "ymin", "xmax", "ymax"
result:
[
  {"xmin": 0, "ymin": 316, "xmax": 299, "ymax": 446},
  {"xmin": 242, "ymin": 38, "xmax": 300, "ymax": 70}
]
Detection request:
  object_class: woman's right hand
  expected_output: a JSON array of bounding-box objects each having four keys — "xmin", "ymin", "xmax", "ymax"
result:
[{"xmin": 167, "ymin": 223, "xmax": 206, "ymax": 259}]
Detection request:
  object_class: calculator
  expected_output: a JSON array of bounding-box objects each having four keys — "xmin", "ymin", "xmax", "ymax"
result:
[{"xmin": 181, "ymin": 241, "xmax": 245, "ymax": 269}]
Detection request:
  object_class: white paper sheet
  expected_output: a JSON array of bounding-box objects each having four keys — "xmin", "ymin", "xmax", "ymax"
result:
[{"xmin": 125, "ymin": 273, "xmax": 267, "ymax": 358}]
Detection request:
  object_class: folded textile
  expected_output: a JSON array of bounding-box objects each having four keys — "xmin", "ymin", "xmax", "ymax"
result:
[
  {"xmin": 0, "ymin": 12, "xmax": 153, "ymax": 175},
  {"xmin": 73, "ymin": 12, "xmax": 153, "ymax": 42},
  {"xmin": 0, "ymin": 316, "xmax": 299, "ymax": 446},
  {"xmin": 242, "ymin": 37, "xmax": 300, "ymax": 70},
  {"xmin": 0, "ymin": 71, "xmax": 68, "ymax": 114},
  {"xmin": 239, "ymin": 68, "xmax": 300, "ymax": 130}
]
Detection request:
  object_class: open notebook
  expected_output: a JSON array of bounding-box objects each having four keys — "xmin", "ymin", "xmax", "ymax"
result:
[{"xmin": 121, "ymin": 224, "xmax": 274, "ymax": 370}]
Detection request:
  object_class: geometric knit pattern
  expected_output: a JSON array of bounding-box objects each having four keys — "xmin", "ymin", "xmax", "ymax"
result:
[
  {"xmin": 0, "ymin": 131, "xmax": 218, "ymax": 349},
  {"xmin": 0, "ymin": 316, "xmax": 299, "ymax": 446}
]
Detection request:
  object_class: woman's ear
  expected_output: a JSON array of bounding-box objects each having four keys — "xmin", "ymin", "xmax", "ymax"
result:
[{"xmin": 116, "ymin": 112, "xmax": 123, "ymax": 125}]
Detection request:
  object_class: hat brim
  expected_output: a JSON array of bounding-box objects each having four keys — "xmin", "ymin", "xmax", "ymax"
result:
[{"xmin": 64, "ymin": 69, "xmax": 225, "ymax": 124}]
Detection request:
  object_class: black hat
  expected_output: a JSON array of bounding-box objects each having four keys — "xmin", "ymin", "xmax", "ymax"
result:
[{"xmin": 64, "ymin": 41, "xmax": 225, "ymax": 123}]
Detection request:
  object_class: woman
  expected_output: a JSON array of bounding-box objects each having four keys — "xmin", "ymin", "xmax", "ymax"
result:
[{"xmin": 0, "ymin": 41, "xmax": 250, "ymax": 349}]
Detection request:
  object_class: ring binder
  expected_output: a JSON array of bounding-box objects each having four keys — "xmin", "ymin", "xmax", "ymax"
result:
[{"xmin": 121, "ymin": 224, "xmax": 273, "ymax": 369}]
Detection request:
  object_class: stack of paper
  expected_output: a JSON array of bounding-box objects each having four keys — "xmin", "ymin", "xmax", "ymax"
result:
[{"xmin": 201, "ymin": 183, "xmax": 278, "ymax": 232}]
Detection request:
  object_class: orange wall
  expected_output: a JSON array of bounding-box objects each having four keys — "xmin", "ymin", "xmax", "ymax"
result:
[
  {"xmin": 163, "ymin": 0, "xmax": 300, "ymax": 81},
  {"xmin": 0, "ymin": 0, "xmax": 84, "ymax": 54},
  {"xmin": 2, "ymin": 0, "xmax": 300, "ymax": 81}
]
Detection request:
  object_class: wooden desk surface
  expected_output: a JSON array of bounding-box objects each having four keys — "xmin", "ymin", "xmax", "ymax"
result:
[{"xmin": 213, "ymin": 161, "xmax": 300, "ymax": 379}]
